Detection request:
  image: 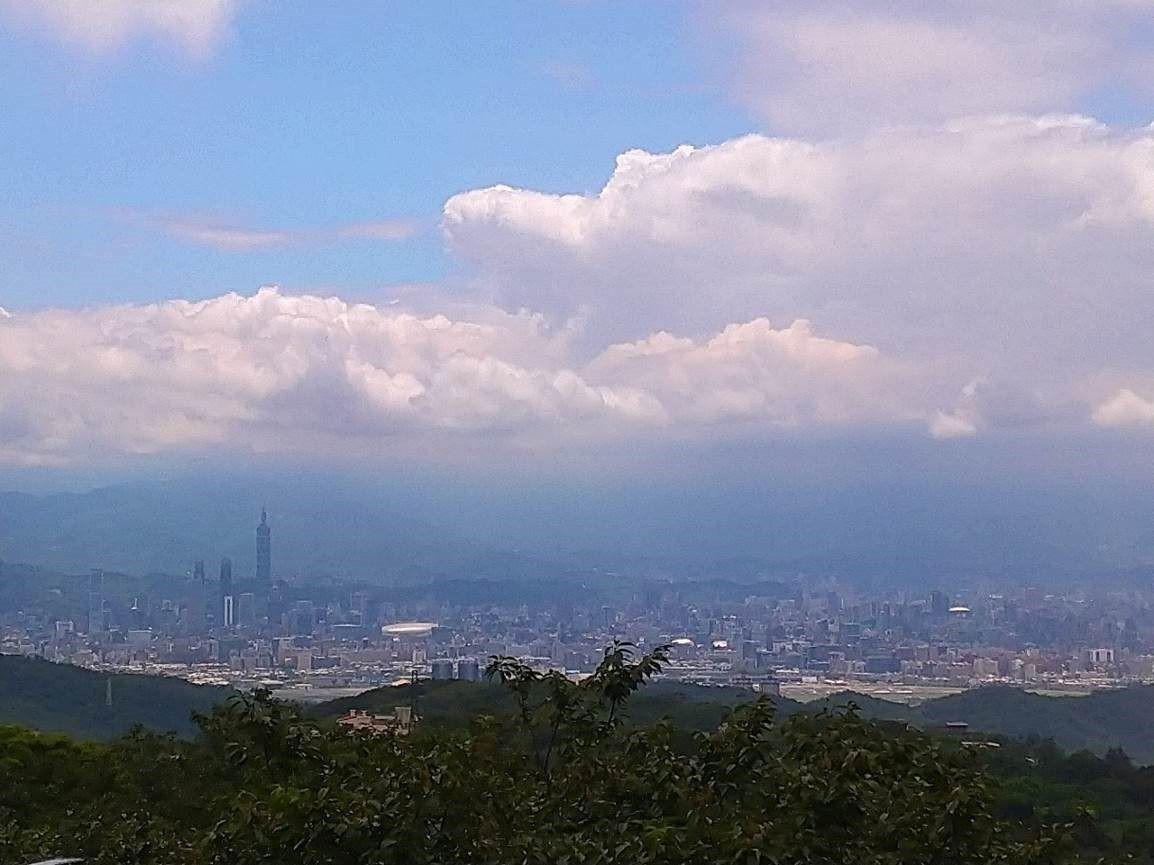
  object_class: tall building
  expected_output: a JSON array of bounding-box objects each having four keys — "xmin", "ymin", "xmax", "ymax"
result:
[
  {"xmin": 88, "ymin": 569, "xmax": 105, "ymax": 635},
  {"xmin": 292, "ymin": 600, "xmax": 315, "ymax": 635},
  {"xmin": 256, "ymin": 507, "xmax": 271, "ymax": 585},
  {"xmin": 930, "ymin": 590, "xmax": 951, "ymax": 617},
  {"xmin": 220, "ymin": 557, "xmax": 234, "ymax": 628},
  {"xmin": 237, "ymin": 592, "xmax": 257, "ymax": 626},
  {"xmin": 193, "ymin": 559, "xmax": 205, "ymax": 584}
]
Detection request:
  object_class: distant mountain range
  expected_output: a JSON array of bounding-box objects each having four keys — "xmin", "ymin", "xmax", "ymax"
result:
[
  {"xmin": 11, "ymin": 653, "xmax": 1154, "ymax": 762},
  {"xmin": 6, "ymin": 469, "xmax": 1154, "ymax": 584},
  {"xmin": 0, "ymin": 479, "xmax": 539, "ymax": 583}
]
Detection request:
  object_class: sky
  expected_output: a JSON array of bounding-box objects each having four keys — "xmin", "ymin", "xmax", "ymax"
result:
[{"xmin": 5, "ymin": 0, "xmax": 1154, "ymax": 536}]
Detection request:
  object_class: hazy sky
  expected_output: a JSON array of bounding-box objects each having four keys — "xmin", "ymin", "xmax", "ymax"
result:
[{"xmin": 4, "ymin": 0, "xmax": 1154, "ymax": 481}]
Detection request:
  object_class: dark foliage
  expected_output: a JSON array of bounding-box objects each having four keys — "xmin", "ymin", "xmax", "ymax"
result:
[
  {"xmin": 0, "ymin": 642, "xmax": 1071, "ymax": 865},
  {"xmin": 0, "ymin": 654, "xmax": 232, "ymax": 739}
]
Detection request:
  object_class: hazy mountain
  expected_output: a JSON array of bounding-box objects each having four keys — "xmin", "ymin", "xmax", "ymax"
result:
[
  {"xmin": 5, "ymin": 456, "xmax": 1154, "ymax": 584},
  {"xmin": 0, "ymin": 478, "xmax": 512, "ymax": 583}
]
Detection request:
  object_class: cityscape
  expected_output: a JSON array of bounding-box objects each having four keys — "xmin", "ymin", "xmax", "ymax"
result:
[
  {"xmin": 9, "ymin": 0, "xmax": 1154, "ymax": 861},
  {"xmin": 5, "ymin": 506, "xmax": 1153, "ymax": 707}
]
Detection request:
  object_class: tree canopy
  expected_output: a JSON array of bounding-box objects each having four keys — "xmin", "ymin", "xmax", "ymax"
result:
[{"xmin": 1, "ymin": 642, "xmax": 1072, "ymax": 865}]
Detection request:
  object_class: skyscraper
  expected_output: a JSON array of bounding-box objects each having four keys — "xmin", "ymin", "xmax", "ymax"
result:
[
  {"xmin": 256, "ymin": 507, "xmax": 271, "ymax": 585},
  {"xmin": 88, "ymin": 569, "xmax": 105, "ymax": 635},
  {"xmin": 220, "ymin": 557, "xmax": 234, "ymax": 628}
]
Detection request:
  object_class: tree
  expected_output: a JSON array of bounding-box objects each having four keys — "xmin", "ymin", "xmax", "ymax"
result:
[{"xmin": 0, "ymin": 644, "xmax": 1074, "ymax": 865}]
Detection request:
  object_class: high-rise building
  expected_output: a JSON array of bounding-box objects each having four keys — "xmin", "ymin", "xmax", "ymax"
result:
[
  {"xmin": 430, "ymin": 658, "xmax": 455, "ymax": 680},
  {"xmin": 930, "ymin": 590, "xmax": 951, "ymax": 616},
  {"xmin": 351, "ymin": 591, "xmax": 371, "ymax": 626},
  {"xmin": 185, "ymin": 559, "xmax": 209, "ymax": 630},
  {"xmin": 456, "ymin": 658, "xmax": 480, "ymax": 682},
  {"xmin": 237, "ymin": 592, "xmax": 257, "ymax": 626},
  {"xmin": 220, "ymin": 557, "xmax": 234, "ymax": 627},
  {"xmin": 87, "ymin": 569, "xmax": 105, "ymax": 635},
  {"xmin": 256, "ymin": 507, "xmax": 271, "ymax": 585},
  {"xmin": 292, "ymin": 600, "xmax": 315, "ymax": 635}
]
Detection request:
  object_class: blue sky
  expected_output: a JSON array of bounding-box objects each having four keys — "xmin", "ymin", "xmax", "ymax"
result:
[
  {"xmin": 0, "ymin": 1, "xmax": 752, "ymax": 309},
  {"xmin": 5, "ymin": 0, "xmax": 1154, "ymax": 502}
]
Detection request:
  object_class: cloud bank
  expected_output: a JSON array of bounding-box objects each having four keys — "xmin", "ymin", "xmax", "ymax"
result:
[
  {"xmin": 0, "ymin": 288, "xmax": 920, "ymax": 464},
  {"xmin": 12, "ymin": 112, "xmax": 1154, "ymax": 462},
  {"xmin": 445, "ymin": 117, "xmax": 1154, "ymax": 421}
]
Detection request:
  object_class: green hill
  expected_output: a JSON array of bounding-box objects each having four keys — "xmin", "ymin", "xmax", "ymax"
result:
[
  {"xmin": 765, "ymin": 685, "xmax": 1154, "ymax": 763},
  {"xmin": 309, "ymin": 678, "xmax": 806, "ymax": 731},
  {"xmin": 0, "ymin": 654, "xmax": 233, "ymax": 739},
  {"xmin": 9, "ymin": 651, "xmax": 1154, "ymax": 764},
  {"xmin": 919, "ymin": 685, "xmax": 1154, "ymax": 763},
  {"xmin": 311, "ymin": 680, "xmax": 1154, "ymax": 763}
]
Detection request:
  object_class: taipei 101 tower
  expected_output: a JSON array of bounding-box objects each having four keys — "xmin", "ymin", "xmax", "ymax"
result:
[{"xmin": 256, "ymin": 507, "xmax": 271, "ymax": 585}]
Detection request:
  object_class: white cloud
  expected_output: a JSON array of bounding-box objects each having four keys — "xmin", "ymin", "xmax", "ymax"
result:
[
  {"xmin": 159, "ymin": 217, "xmax": 419, "ymax": 251},
  {"xmin": 588, "ymin": 318, "xmax": 915, "ymax": 428},
  {"xmin": 0, "ymin": 0, "xmax": 241, "ymax": 55},
  {"xmin": 163, "ymin": 223, "xmax": 294, "ymax": 251},
  {"xmin": 14, "ymin": 116, "xmax": 1146, "ymax": 463},
  {"xmin": 1092, "ymin": 389, "xmax": 1154, "ymax": 428},
  {"xmin": 706, "ymin": 1, "xmax": 1154, "ymax": 134},
  {"xmin": 929, "ymin": 411, "xmax": 978, "ymax": 440},
  {"xmin": 0, "ymin": 288, "xmax": 925, "ymax": 464},
  {"xmin": 444, "ymin": 118, "xmax": 1154, "ymax": 409}
]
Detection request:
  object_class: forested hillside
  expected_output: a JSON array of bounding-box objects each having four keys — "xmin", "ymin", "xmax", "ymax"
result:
[
  {"xmin": 0, "ymin": 645, "xmax": 1074, "ymax": 865},
  {"xmin": 920, "ymin": 686, "xmax": 1154, "ymax": 763},
  {"xmin": 10, "ymin": 649, "xmax": 1154, "ymax": 764},
  {"xmin": 0, "ymin": 655, "xmax": 232, "ymax": 739},
  {"xmin": 316, "ymin": 679, "xmax": 1154, "ymax": 763}
]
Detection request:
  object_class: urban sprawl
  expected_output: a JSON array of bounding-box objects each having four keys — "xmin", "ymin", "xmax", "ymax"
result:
[{"xmin": 2, "ymin": 510, "xmax": 1152, "ymax": 706}]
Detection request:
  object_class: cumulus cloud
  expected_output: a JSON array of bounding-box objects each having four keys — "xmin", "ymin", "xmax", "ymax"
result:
[
  {"xmin": 0, "ymin": 0, "xmax": 241, "ymax": 55},
  {"xmin": 14, "ymin": 115, "xmax": 1147, "ymax": 463},
  {"xmin": 444, "ymin": 117, "xmax": 1154, "ymax": 404},
  {"xmin": 588, "ymin": 318, "xmax": 916, "ymax": 428},
  {"xmin": 706, "ymin": 0, "xmax": 1154, "ymax": 134},
  {"xmin": 0, "ymin": 288, "xmax": 927, "ymax": 464},
  {"xmin": 1093, "ymin": 389, "xmax": 1154, "ymax": 428}
]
